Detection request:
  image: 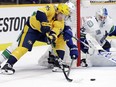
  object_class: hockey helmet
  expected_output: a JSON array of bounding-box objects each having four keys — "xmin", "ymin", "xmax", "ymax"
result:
[
  {"xmin": 57, "ymin": 3, "xmax": 70, "ymax": 16},
  {"xmin": 96, "ymin": 7, "xmax": 108, "ymax": 22},
  {"xmin": 65, "ymin": 1, "xmax": 75, "ymax": 14}
]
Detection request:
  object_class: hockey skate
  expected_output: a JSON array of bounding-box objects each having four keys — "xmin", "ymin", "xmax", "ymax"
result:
[
  {"xmin": 52, "ymin": 65, "xmax": 69, "ymax": 72},
  {"xmin": 52, "ymin": 66, "xmax": 62, "ymax": 72},
  {"xmin": 81, "ymin": 59, "xmax": 88, "ymax": 67},
  {"xmin": 47, "ymin": 52, "xmax": 69, "ymax": 72},
  {"xmin": 52, "ymin": 61, "xmax": 69, "ymax": 72},
  {"xmin": 1, "ymin": 63, "xmax": 15, "ymax": 75}
]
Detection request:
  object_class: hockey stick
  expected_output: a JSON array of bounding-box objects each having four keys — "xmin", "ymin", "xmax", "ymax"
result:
[
  {"xmin": 72, "ymin": 36, "xmax": 90, "ymax": 48},
  {"xmin": 67, "ymin": 59, "xmax": 74, "ymax": 77},
  {"xmin": 46, "ymin": 36, "xmax": 73, "ymax": 81},
  {"xmin": 72, "ymin": 33, "xmax": 105, "ymax": 51},
  {"xmin": 85, "ymin": 33, "xmax": 105, "ymax": 51},
  {"xmin": 50, "ymin": 44, "xmax": 73, "ymax": 82},
  {"xmin": 54, "ymin": 56, "xmax": 73, "ymax": 82},
  {"xmin": 72, "ymin": 35, "xmax": 116, "ymax": 64},
  {"xmin": 61, "ymin": 65, "xmax": 73, "ymax": 82},
  {"xmin": 82, "ymin": 33, "xmax": 116, "ymax": 63},
  {"xmin": 98, "ymin": 51, "xmax": 116, "ymax": 63}
]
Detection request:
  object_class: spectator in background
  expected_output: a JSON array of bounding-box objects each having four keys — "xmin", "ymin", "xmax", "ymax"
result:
[
  {"xmin": 41, "ymin": 0, "xmax": 50, "ymax": 3},
  {"xmin": 52, "ymin": 0, "xmax": 60, "ymax": 3},
  {"xmin": 19, "ymin": 0, "xmax": 31, "ymax": 4},
  {"xmin": 30, "ymin": 0, "xmax": 39, "ymax": 4}
]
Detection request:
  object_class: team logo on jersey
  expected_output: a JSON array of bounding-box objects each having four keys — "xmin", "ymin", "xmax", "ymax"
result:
[
  {"xmin": 46, "ymin": 6, "xmax": 50, "ymax": 11},
  {"xmin": 87, "ymin": 20, "xmax": 94, "ymax": 27},
  {"xmin": 28, "ymin": 40, "xmax": 32, "ymax": 45}
]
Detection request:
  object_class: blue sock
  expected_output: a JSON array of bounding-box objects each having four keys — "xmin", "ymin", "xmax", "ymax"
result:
[{"xmin": 7, "ymin": 56, "xmax": 17, "ymax": 66}]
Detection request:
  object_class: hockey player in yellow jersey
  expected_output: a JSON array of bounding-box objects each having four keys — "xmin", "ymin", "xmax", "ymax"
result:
[
  {"xmin": 37, "ymin": 2, "xmax": 78, "ymax": 72},
  {"xmin": 1, "ymin": 3, "xmax": 70, "ymax": 75},
  {"xmin": 46, "ymin": 2, "xmax": 78, "ymax": 72}
]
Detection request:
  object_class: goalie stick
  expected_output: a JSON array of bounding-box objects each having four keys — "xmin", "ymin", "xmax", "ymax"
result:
[
  {"xmin": 85, "ymin": 33, "xmax": 105, "ymax": 51},
  {"xmin": 72, "ymin": 34, "xmax": 116, "ymax": 64},
  {"xmin": 84, "ymin": 33, "xmax": 116, "ymax": 63},
  {"xmin": 98, "ymin": 51, "xmax": 116, "ymax": 63}
]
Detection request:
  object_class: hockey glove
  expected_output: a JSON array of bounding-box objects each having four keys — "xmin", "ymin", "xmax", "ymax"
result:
[
  {"xmin": 63, "ymin": 26, "xmax": 73, "ymax": 41},
  {"xmin": 70, "ymin": 45, "xmax": 78, "ymax": 59},
  {"xmin": 46, "ymin": 31, "xmax": 57, "ymax": 44},
  {"xmin": 41, "ymin": 22, "xmax": 52, "ymax": 34}
]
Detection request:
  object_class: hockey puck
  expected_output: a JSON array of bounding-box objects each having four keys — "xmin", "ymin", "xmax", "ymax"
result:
[{"xmin": 90, "ymin": 78, "xmax": 96, "ymax": 81}]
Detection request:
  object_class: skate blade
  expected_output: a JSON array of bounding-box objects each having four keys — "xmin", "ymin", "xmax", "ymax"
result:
[
  {"xmin": 1, "ymin": 69, "xmax": 14, "ymax": 75},
  {"xmin": 52, "ymin": 68, "xmax": 69, "ymax": 72}
]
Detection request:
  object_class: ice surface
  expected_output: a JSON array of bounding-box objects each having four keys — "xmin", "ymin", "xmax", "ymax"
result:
[{"xmin": 0, "ymin": 45, "xmax": 116, "ymax": 87}]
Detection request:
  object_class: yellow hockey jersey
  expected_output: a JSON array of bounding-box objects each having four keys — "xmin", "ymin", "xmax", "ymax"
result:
[
  {"xmin": 51, "ymin": 20, "xmax": 66, "ymax": 51},
  {"xmin": 29, "ymin": 4, "xmax": 56, "ymax": 32}
]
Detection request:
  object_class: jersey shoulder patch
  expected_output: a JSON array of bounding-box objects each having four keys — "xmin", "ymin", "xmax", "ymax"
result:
[{"xmin": 45, "ymin": 5, "xmax": 50, "ymax": 11}]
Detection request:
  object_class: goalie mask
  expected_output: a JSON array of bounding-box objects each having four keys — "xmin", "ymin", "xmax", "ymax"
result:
[{"xmin": 96, "ymin": 7, "xmax": 108, "ymax": 23}]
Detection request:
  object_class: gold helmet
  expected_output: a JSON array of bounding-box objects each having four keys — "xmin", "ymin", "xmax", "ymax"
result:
[{"xmin": 57, "ymin": 4, "xmax": 70, "ymax": 16}]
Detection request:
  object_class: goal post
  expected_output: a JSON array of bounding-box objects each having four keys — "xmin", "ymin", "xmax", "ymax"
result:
[{"xmin": 77, "ymin": 0, "xmax": 81, "ymax": 66}]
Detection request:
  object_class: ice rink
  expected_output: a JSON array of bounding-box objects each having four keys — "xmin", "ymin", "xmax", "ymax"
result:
[{"xmin": 0, "ymin": 45, "xmax": 116, "ymax": 87}]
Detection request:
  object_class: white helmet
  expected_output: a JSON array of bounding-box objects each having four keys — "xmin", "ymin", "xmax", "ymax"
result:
[
  {"xmin": 96, "ymin": 7, "xmax": 108, "ymax": 22},
  {"xmin": 65, "ymin": 1, "xmax": 75, "ymax": 14}
]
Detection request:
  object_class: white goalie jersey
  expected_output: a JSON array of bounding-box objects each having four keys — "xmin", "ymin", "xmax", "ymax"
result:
[
  {"xmin": 81, "ymin": 16, "xmax": 116, "ymax": 67},
  {"xmin": 81, "ymin": 16, "xmax": 114, "ymax": 47}
]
